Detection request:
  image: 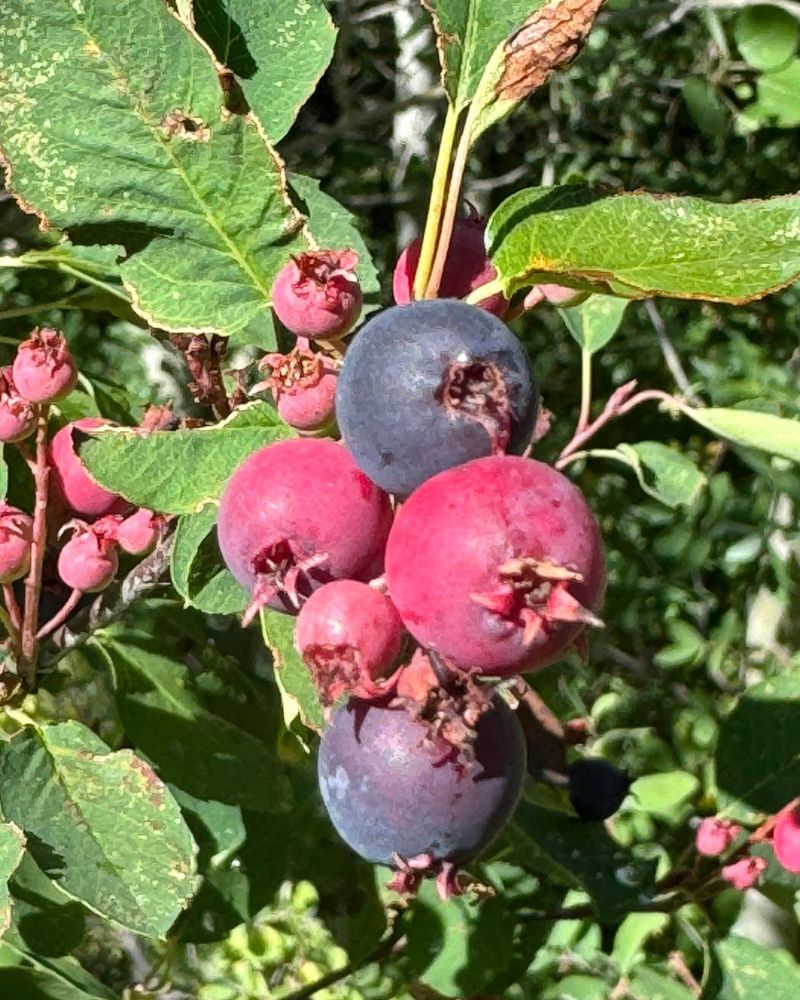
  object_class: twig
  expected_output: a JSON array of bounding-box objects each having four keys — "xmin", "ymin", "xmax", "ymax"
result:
[
  {"xmin": 2, "ymin": 585, "xmax": 22, "ymax": 635},
  {"xmin": 644, "ymin": 0, "xmax": 800, "ymax": 39},
  {"xmin": 413, "ymin": 105, "xmax": 459, "ymax": 299},
  {"xmin": 39, "ymin": 530, "xmax": 174, "ymax": 668},
  {"xmin": 508, "ymin": 678, "xmax": 569, "ymax": 783},
  {"xmin": 669, "ymin": 950, "xmax": 702, "ymax": 998},
  {"xmin": 279, "ymin": 929, "xmax": 405, "ymax": 1000},
  {"xmin": 19, "ymin": 407, "xmax": 50, "ymax": 687},
  {"xmin": 36, "ymin": 589, "xmax": 81, "ymax": 641},
  {"xmin": 577, "ymin": 348, "xmax": 592, "ymax": 433},
  {"xmin": 645, "ymin": 300, "xmax": 701, "ymax": 404}
]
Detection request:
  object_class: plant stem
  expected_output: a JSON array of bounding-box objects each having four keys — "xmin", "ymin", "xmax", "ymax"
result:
[
  {"xmin": 279, "ymin": 929, "xmax": 404, "ymax": 1000},
  {"xmin": 578, "ymin": 348, "xmax": 592, "ymax": 433},
  {"xmin": 2, "ymin": 585, "xmax": 22, "ymax": 635},
  {"xmin": 413, "ymin": 104, "xmax": 459, "ymax": 300},
  {"xmin": 465, "ymin": 277, "xmax": 505, "ymax": 306},
  {"xmin": 36, "ymin": 589, "xmax": 81, "ymax": 642},
  {"xmin": 19, "ymin": 407, "xmax": 50, "ymax": 687}
]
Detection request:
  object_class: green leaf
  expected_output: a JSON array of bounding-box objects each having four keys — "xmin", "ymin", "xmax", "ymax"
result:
[
  {"xmin": 0, "ymin": 965, "xmax": 113, "ymax": 1000},
  {"xmin": 191, "ymin": 0, "xmax": 336, "ymax": 143},
  {"xmin": 0, "ymin": 823, "xmax": 25, "ymax": 938},
  {"xmin": 716, "ymin": 673, "xmax": 800, "ymax": 815},
  {"xmin": 629, "ymin": 771, "xmax": 699, "ymax": 820},
  {"xmin": 172, "ymin": 506, "xmax": 248, "ymax": 614},
  {"xmin": 756, "ymin": 60, "xmax": 800, "ymax": 128},
  {"xmin": 469, "ymin": 0, "xmax": 604, "ymax": 143},
  {"xmin": 681, "ymin": 406, "xmax": 800, "ymax": 463},
  {"xmin": 422, "ymin": 0, "xmax": 548, "ymax": 110},
  {"xmin": 260, "ymin": 609, "xmax": 324, "ymax": 732},
  {"xmin": 78, "ymin": 402, "xmax": 292, "ymax": 514},
  {"xmin": 712, "ymin": 936, "xmax": 800, "ymax": 999},
  {"xmin": 0, "ymin": 722, "xmax": 198, "ymax": 938},
  {"xmin": 102, "ymin": 639, "xmax": 292, "ymax": 813},
  {"xmin": 6, "ymin": 853, "xmax": 86, "ymax": 958},
  {"xmin": 611, "ymin": 442, "xmax": 707, "ymax": 509},
  {"xmin": 558, "ymin": 294, "xmax": 629, "ymax": 353},
  {"xmin": 611, "ymin": 912, "xmax": 669, "ymax": 973},
  {"xmin": 682, "ymin": 77, "xmax": 729, "ymax": 139},
  {"xmin": 628, "ymin": 966, "xmax": 695, "ymax": 1000},
  {"xmin": 0, "ymin": 0, "xmax": 310, "ymax": 342},
  {"xmin": 487, "ymin": 185, "xmax": 800, "ymax": 302},
  {"xmin": 735, "ymin": 6, "xmax": 799, "ymax": 72},
  {"xmin": 0, "ymin": 242, "xmax": 123, "ymax": 285}
]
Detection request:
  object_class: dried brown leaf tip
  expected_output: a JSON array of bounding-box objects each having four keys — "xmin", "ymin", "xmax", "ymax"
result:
[{"xmin": 498, "ymin": 0, "xmax": 605, "ymax": 102}]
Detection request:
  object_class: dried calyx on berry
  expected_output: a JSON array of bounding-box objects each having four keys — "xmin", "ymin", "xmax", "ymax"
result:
[
  {"xmin": 0, "ymin": 367, "xmax": 36, "ymax": 443},
  {"xmin": 12, "ymin": 327, "xmax": 78, "ymax": 404},
  {"xmin": 254, "ymin": 340, "xmax": 338, "ymax": 434},
  {"xmin": 57, "ymin": 518, "xmax": 120, "ymax": 593},
  {"xmin": 271, "ymin": 249, "xmax": 363, "ymax": 341},
  {"xmin": 0, "ymin": 503, "xmax": 34, "ymax": 584}
]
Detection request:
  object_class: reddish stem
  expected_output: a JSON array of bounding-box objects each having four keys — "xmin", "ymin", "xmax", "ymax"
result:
[
  {"xmin": 20, "ymin": 407, "xmax": 50, "ymax": 686},
  {"xmin": 2, "ymin": 584, "xmax": 22, "ymax": 634},
  {"xmin": 36, "ymin": 588, "xmax": 81, "ymax": 642}
]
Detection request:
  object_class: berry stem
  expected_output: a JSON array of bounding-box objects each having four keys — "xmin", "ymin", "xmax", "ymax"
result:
[
  {"xmin": 2, "ymin": 584, "xmax": 22, "ymax": 635},
  {"xmin": 464, "ymin": 277, "xmax": 505, "ymax": 307},
  {"xmin": 20, "ymin": 407, "xmax": 50, "ymax": 686},
  {"xmin": 36, "ymin": 588, "xmax": 81, "ymax": 642},
  {"xmin": 413, "ymin": 105, "xmax": 460, "ymax": 300},
  {"xmin": 577, "ymin": 348, "xmax": 592, "ymax": 433}
]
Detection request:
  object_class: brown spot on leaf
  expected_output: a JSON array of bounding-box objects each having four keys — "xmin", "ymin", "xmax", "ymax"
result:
[
  {"xmin": 161, "ymin": 110, "xmax": 211, "ymax": 143},
  {"xmin": 497, "ymin": 0, "xmax": 605, "ymax": 103}
]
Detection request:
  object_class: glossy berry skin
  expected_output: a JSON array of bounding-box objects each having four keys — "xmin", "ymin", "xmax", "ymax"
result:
[
  {"xmin": 218, "ymin": 439, "xmax": 392, "ymax": 620},
  {"xmin": 271, "ymin": 250, "xmax": 363, "ymax": 340},
  {"xmin": 0, "ymin": 367, "xmax": 35, "ymax": 443},
  {"xmin": 49, "ymin": 418, "xmax": 130, "ymax": 519},
  {"xmin": 295, "ymin": 580, "xmax": 403, "ymax": 704},
  {"xmin": 57, "ymin": 527, "xmax": 118, "ymax": 593},
  {"xmin": 116, "ymin": 509, "xmax": 162, "ymax": 556},
  {"xmin": 337, "ymin": 300, "xmax": 539, "ymax": 497},
  {"xmin": 393, "ymin": 214, "xmax": 507, "ymax": 317},
  {"xmin": 318, "ymin": 698, "xmax": 525, "ymax": 867},
  {"xmin": 257, "ymin": 344, "xmax": 338, "ymax": 434},
  {"xmin": 12, "ymin": 328, "xmax": 77, "ymax": 404},
  {"xmin": 773, "ymin": 806, "xmax": 800, "ymax": 873},
  {"xmin": 0, "ymin": 504, "xmax": 33, "ymax": 584},
  {"xmin": 385, "ymin": 456, "xmax": 605, "ymax": 674},
  {"xmin": 568, "ymin": 758, "xmax": 631, "ymax": 822}
]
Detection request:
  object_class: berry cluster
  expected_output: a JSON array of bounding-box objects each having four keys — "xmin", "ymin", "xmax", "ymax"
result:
[
  {"xmin": 219, "ymin": 235, "xmax": 613, "ymax": 896},
  {"xmin": 0, "ymin": 329, "xmax": 164, "ymax": 662}
]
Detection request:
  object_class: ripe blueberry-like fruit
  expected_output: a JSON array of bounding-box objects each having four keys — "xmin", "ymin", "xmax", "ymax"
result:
[
  {"xmin": 57, "ymin": 523, "xmax": 119, "ymax": 593},
  {"xmin": 393, "ymin": 212, "xmax": 507, "ymax": 316},
  {"xmin": 271, "ymin": 250, "xmax": 363, "ymax": 340},
  {"xmin": 116, "ymin": 508, "xmax": 162, "ymax": 556},
  {"xmin": 218, "ymin": 439, "xmax": 392, "ymax": 622},
  {"xmin": 295, "ymin": 580, "xmax": 403, "ymax": 704},
  {"xmin": 385, "ymin": 455, "xmax": 605, "ymax": 674},
  {"xmin": 695, "ymin": 817, "xmax": 741, "ymax": 857},
  {"xmin": 772, "ymin": 805, "xmax": 800, "ymax": 873},
  {"xmin": 0, "ymin": 504, "xmax": 33, "ymax": 584},
  {"xmin": 12, "ymin": 328, "xmax": 77, "ymax": 404},
  {"xmin": 317, "ymin": 697, "xmax": 525, "ymax": 892},
  {"xmin": 0, "ymin": 367, "xmax": 35, "ymax": 443},
  {"xmin": 568, "ymin": 758, "xmax": 630, "ymax": 821},
  {"xmin": 256, "ymin": 343, "xmax": 337, "ymax": 434},
  {"xmin": 49, "ymin": 418, "xmax": 130, "ymax": 519},
  {"xmin": 337, "ymin": 300, "xmax": 539, "ymax": 496}
]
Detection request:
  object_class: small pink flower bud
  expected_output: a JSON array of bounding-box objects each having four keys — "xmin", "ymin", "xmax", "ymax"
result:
[
  {"xmin": 255, "ymin": 344, "xmax": 338, "ymax": 433},
  {"xmin": 57, "ymin": 521, "xmax": 119, "ymax": 593},
  {"xmin": 773, "ymin": 804, "xmax": 800, "ymax": 873},
  {"xmin": 695, "ymin": 817, "xmax": 741, "ymax": 857},
  {"xmin": 0, "ymin": 367, "xmax": 36, "ymax": 443},
  {"xmin": 12, "ymin": 328, "xmax": 78, "ymax": 404},
  {"xmin": 0, "ymin": 503, "xmax": 33, "ymax": 584},
  {"xmin": 271, "ymin": 250, "xmax": 363, "ymax": 340},
  {"xmin": 720, "ymin": 856, "xmax": 766, "ymax": 891}
]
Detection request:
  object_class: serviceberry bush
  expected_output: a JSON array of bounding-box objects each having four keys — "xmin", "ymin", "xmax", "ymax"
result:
[{"xmin": 0, "ymin": 1, "xmax": 799, "ymax": 998}]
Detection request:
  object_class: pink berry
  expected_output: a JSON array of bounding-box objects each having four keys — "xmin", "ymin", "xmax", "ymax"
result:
[
  {"xmin": 256, "ymin": 344, "xmax": 338, "ymax": 434},
  {"xmin": 385, "ymin": 456, "xmax": 606, "ymax": 675},
  {"xmin": 523, "ymin": 284, "xmax": 589, "ymax": 310},
  {"xmin": 57, "ymin": 522, "xmax": 119, "ymax": 593},
  {"xmin": 218, "ymin": 439, "xmax": 393, "ymax": 623},
  {"xmin": 695, "ymin": 817, "xmax": 741, "ymax": 857},
  {"xmin": 0, "ymin": 367, "xmax": 35, "ymax": 443},
  {"xmin": 295, "ymin": 580, "xmax": 403, "ymax": 704},
  {"xmin": 720, "ymin": 856, "xmax": 766, "ymax": 891},
  {"xmin": 49, "ymin": 418, "xmax": 130, "ymax": 519},
  {"xmin": 12, "ymin": 328, "xmax": 77, "ymax": 404},
  {"xmin": 392, "ymin": 211, "xmax": 507, "ymax": 317},
  {"xmin": 772, "ymin": 805, "xmax": 800, "ymax": 873},
  {"xmin": 0, "ymin": 503, "xmax": 33, "ymax": 584},
  {"xmin": 115, "ymin": 509, "xmax": 163, "ymax": 556},
  {"xmin": 271, "ymin": 250, "xmax": 363, "ymax": 340}
]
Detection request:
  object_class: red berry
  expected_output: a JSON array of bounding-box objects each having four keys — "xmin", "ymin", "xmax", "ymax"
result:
[
  {"xmin": 49, "ymin": 418, "xmax": 130, "ymax": 519},
  {"xmin": 773, "ymin": 805, "xmax": 800, "ymax": 873},
  {"xmin": 57, "ymin": 522, "xmax": 119, "ymax": 593},
  {"xmin": 295, "ymin": 580, "xmax": 403, "ymax": 704},
  {"xmin": 392, "ymin": 212, "xmax": 507, "ymax": 317},
  {"xmin": 0, "ymin": 367, "xmax": 35, "ymax": 443},
  {"xmin": 271, "ymin": 250, "xmax": 363, "ymax": 340},
  {"xmin": 385, "ymin": 456, "xmax": 605, "ymax": 675},
  {"xmin": 0, "ymin": 503, "xmax": 33, "ymax": 584},
  {"xmin": 116, "ymin": 508, "xmax": 163, "ymax": 556},
  {"xmin": 256, "ymin": 343, "xmax": 337, "ymax": 434},
  {"xmin": 695, "ymin": 817, "xmax": 741, "ymax": 857},
  {"xmin": 720, "ymin": 856, "xmax": 766, "ymax": 890},
  {"xmin": 218, "ymin": 439, "xmax": 392, "ymax": 623},
  {"xmin": 12, "ymin": 328, "xmax": 77, "ymax": 404}
]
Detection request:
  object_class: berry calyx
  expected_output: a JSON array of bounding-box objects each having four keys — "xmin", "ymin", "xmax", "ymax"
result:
[
  {"xmin": 49, "ymin": 418, "xmax": 130, "ymax": 519},
  {"xmin": 57, "ymin": 521, "xmax": 119, "ymax": 593},
  {"xmin": 217, "ymin": 439, "xmax": 392, "ymax": 624},
  {"xmin": 720, "ymin": 856, "xmax": 766, "ymax": 891},
  {"xmin": 695, "ymin": 817, "xmax": 741, "ymax": 857},
  {"xmin": 255, "ymin": 343, "xmax": 338, "ymax": 434},
  {"xmin": 772, "ymin": 805, "xmax": 800, "ymax": 873},
  {"xmin": 12, "ymin": 327, "xmax": 78, "ymax": 404},
  {"xmin": 385, "ymin": 456, "xmax": 605, "ymax": 674},
  {"xmin": 271, "ymin": 250, "xmax": 363, "ymax": 341},
  {"xmin": 115, "ymin": 508, "xmax": 164, "ymax": 556},
  {"xmin": 0, "ymin": 503, "xmax": 33, "ymax": 584},
  {"xmin": 568, "ymin": 758, "xmax": 631, "ymax": 821},
  {"xmin": 295, "ymin": 580, "xmax": 403, "ymax": 704},
  {"xmin": 0, "ymin": 367, "xmax": 36, "ymax": 443}
]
